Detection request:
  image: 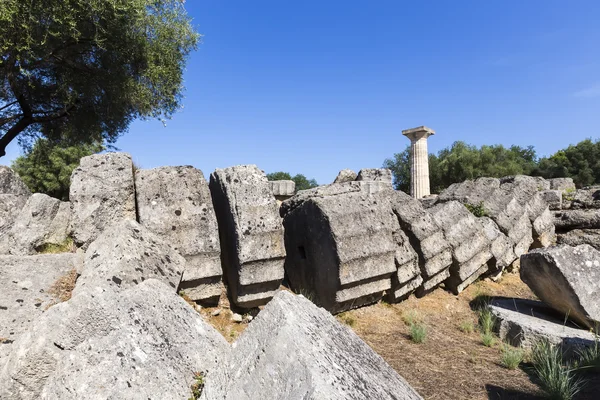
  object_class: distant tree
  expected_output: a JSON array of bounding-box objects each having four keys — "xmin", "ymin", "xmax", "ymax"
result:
[
  {"xmin": 384, "ymin": 141, "xmax": 538, "ymax": 194},
  {"xmin": 534, "ymin": 139, "xmax": 600, "ymax": 187},
  {"xmin": 11, "ymin": 139, "xmax": 104, "ymax": 200},
  {"xmin": 267, "ymin": 171, "xmax": 318, "ymax": 191},
  {"xmin": 0, "ymin": 0, "xmax": 199, "ymax": 157}
]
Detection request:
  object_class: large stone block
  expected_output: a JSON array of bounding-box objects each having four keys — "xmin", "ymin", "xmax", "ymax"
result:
[
  {"xmin": 135, "ymin": 166, "xmax": 222, "ymax": 304},
  {"xmin": 521, "ymin": 244, "xmax": 600, "ymax": 330},
  {"xmin": 69, "ymin": 152, "xmax": 136, "ymax": 247},
  {"xmin": 554, "ymin": 209, "xmax": 600, "ymax": 230},
  {"xmin": 549, "ymin": 177, "xmax": 576, "ymax": 192},
  {"xmin": 73, "ymin": 219, "xmax": 184, "ymax": 297},
  {"xmin": 480, "ymin": 217, "xmax": 517, "ymax": 275},
  {"xmin": 4, "ymin": 194, "xmax": 71, "ymax": 255},
  {"xmin": 0, "ymin": 280, "xmax": 229, "ymax": 400},
  {"xmin": 541, "ymin": 190, "xmax": 562, "ymax": 210},
  {"xmin": 282, "ymin": 185, "xmax": 400, "ymax": 313},
  {"xmin": 333, "ymin": 168, "xmax": 357, "ymax": 184},
  {"xmin": 430, "ymin": 201, "xmax": 492, "ymax": 294},
  {"xmin": 0, "ymin": 254, "xmax": 83, "ymax": 360},
  {"xmin": 0, "ymin": 166, "xmax": 30, "ymax": 236},
  {"xmin": 209, "ymin": 165, "xmax": 285, "ymax": 308},
  {"xmin": 208, "ymin": 290, "xmax": 423, "ymax": 400},
  {"xmin": 557, "ymin": 229, "xmax": 600, "ymax": 250},
  {"xmin": 388, "ymin": 191, "xmax": 452, "ymax": 294},
  {"xmin": 268, "ymin": 180, "xmax": 295, "ymax": 197},
  {"xmin": 356, "ymin": 168, "xmax": 393, "ymax": 184}
]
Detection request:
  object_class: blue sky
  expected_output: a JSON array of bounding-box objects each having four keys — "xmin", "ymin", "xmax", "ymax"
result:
[{"xmin": 3, "ymin": 1, "xmax": 600, "ymax": 183}]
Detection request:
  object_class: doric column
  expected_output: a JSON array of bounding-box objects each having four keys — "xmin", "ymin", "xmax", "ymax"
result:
[{"xmin": 402, "ymin": 126, "xmax": 435, "ymax": 199}]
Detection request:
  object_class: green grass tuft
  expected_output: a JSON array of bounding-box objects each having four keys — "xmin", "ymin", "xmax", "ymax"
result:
[
  {"xmin": 478, "ymin": 306, "xmax": 496, "ymax": 336},
  {"xmin": 37, "ymin": 237, "xmax": 76, "ymax": 254},
  {"xmin": 531, "ymin": 341, "xmax": 583, "ymax": 400},
  {"xmin": 409, "ymin": 322, "xmax": 427, "ymax": 344},
  {"xmin": 188, "ymin": 371, "xmax": 205, "ymax": 400},
  {"xmin": 481, "ymin": 332, "xmax": 495, "ymax": 347},
  {"xmin": 500, "ymin": 344, "xmax": 524, "ymax": 370},
  {"xmin": 459, "ymin": 320, "xmax": 475, "ymax": 334}
]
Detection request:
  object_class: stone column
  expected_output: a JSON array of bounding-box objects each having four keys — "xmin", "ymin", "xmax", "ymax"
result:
[{"xmin": 402, "ymin": 126, "xmax": 435, "ymax": 199}]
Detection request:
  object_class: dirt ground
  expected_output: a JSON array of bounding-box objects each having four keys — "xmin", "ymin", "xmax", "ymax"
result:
[{"xmin": 199, "ymin": 274, "xmax": 598, "ymax": 399}]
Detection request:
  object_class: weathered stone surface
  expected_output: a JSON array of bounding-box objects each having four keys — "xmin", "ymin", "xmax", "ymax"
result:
[
  {"xmin": 269, "ymin": 180, "xmax": 295, "ymax": 197},
  {"xmin": 557, "ymin": 229, "xmax": 600, "ymax": 250},
  {"xmin": 0, "ymin": 280, "xmax": 229, "ymax": 400},
  {"xmin": 429, "ymin": 201, "xmax": 492, "ymax": 294},
  {"xmin": 5, "ymin": 194, "xmax": 71, "ymax": 255},
  {"xmin": 549, "ymin": 177, "xmax": 576, "ymax": 192},
  {"xmin": 389, "ymin": 190, "xmax": 452, "ymax": 292},
  {"xmin": 541, "ymin": 190, "xmax": 562, "ymax": 210},
  {"xmin": 437, "ymin": 177, "xmax": 535, "ymax": 257},
  {"xmin": 0, "ymin": 167, "xmax": 31, "ymax": 236},
  {"xmin": 490, "ymin": 298, "xmax": 596, "ymax": 354},
  {"xmin": 0, "ymin": 254, "xmax": 82, "ymax": 361},
  {"xmin": 568, "ymin": 188, "xmax": 600, "ymax": 210},
  {"xmin": 282, "ymin": 185, "xmax": 398, "ymax": 312},
  {"xmin": 480, "ymin": 217, "xmax": 517, "ymax": 273},
  {"xmin": 73, "ymin": 219, "xmax": 184, "ymax": 297},
  {"xmin": 521, "ymin": 245, "xmax": 600, "ymax": 330},
  {"xmin": 210, "ymin": 165, "xmax": 285, "ymax": 308},
  {"xmin": 135, "ymin": 166, "xmax": 221, "ymax": 303},
  {"xmin": 554, "ymin": 209, "xmax": 600, "ymax": 230},
  {"xmin": 210, "ymin": 291, "xmax": 423, "ymax": 400},
  {"xmin": 356, "ymin": 168, "xmax": 393, "ymax": 184},
  {"xmin": 69, "ymin": 152, "xmax": 136, "ymax": 247},
  {"xmin": 333, "ymin": 168, "xmax": 357, "ymax": 184}
]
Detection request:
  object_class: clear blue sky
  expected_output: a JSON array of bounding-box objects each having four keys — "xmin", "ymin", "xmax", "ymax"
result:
[{"xmin": 3, "ymin": 1, "xmax": 600, "ymax": 184}]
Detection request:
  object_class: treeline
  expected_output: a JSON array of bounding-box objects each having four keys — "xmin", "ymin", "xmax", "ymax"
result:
[{"xmin": 384, "ymin": 138, "xmax": 600, "ymax": 194}]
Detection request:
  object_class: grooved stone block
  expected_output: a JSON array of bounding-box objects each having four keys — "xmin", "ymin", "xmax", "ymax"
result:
[
  {"xmin": 135, "ymin": 166, "xmax": 222, "ymax": 303},
  {"xmin": 69, "ymin": 152, "xmax": 136, "ymax": 247},
  {"xmin": 209, "ymin": 165, "xmax": 285, "ymax": 308},
  {"xmin": 0, "ymin": 166, "xmax": 30, "ymax": 237},
  {"xmin": 282, "ymin": 185, "xmax": 398, "ymax": 313}
]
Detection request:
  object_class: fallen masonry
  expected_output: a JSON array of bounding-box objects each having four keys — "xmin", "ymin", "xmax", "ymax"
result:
[
  {"xmin": 210, "ymin": 165, "xmax": 286, "ymax": 308},
  {"xmin": 136, "ymin": 166, "xmax": 222, "ymax": 304}
]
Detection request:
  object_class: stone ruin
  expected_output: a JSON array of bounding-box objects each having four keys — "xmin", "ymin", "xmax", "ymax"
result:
[{"xmin": 4, "ymin": 151, "xmax": 599, "ymax": 398}]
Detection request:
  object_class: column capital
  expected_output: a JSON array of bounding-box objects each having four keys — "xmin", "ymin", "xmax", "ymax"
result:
[{"xmin": 402, "ymin": 126, "xmax": 435, "ymax": 141}]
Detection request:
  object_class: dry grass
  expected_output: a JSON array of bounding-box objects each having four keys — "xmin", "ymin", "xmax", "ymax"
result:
[
  {"xmin": 344, "ymin": 273, "xmax": 545, "ymax": 399},
  {"xmin": 37, "ymin": 238, "xmax": 76, "ymax": 254},
  {"xmin": 195, "ymin": 287, "xmax": 253, "ymax": 343},
  {"xmin": 46, "ymin": 269, "xmax": 78, "ymax": 308}
]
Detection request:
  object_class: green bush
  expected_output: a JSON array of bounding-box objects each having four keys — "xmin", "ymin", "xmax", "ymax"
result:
[
  {"xmin": 409, "ymin": 323, "xmax": 427, "ymax": 344},
  {"xmin": 465, "ymin": 202, "xmax": 489, "ymax": 218}
]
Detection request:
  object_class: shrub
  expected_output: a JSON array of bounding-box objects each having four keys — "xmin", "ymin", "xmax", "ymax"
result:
[
  {"xmin": 531, "ymin": 341, "xmax": 583, "ymax": 400},
  {"xmin": 410, "ymin": 323, "xmax": 427, "ymax": 344},
  {"xmin": 501, "ymin": 344, "xmax": 524, "ymax": 370},
  {"xmin": 465, "ymin": 202, "xmax": 489, "ymax": 217},
  {"xmin": 188, "ymin": 371, "xmax": 205, "ymax": 400}
]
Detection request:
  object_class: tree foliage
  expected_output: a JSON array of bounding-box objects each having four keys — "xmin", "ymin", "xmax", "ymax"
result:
[
  {"xmin": 266, "ymin": 171, "xmax": 319, "ymax": 191},
  {"xmin": 0, "ymin": 0, "xmax": 199, "ymax": 156},
  {"xmin": 11, "ymin": 139, "xmax": 104, "ymax": 200},
  {"xmin": 533, "ymin": 139, "xmax": 600, "ymax": 187},
  {"xmin": 384, "ymin": 141, "xmax": 539, "ymax": 193}
]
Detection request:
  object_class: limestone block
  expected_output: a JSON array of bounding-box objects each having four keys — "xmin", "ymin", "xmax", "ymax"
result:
[
  {"xmin": 333, "ymin": 169, "xmax": 357, "ymax": 183},
  {"xmin": 209, "ymin": 165, "xmax": 285, "ymax": 308},
  {"xmin": 0, "ymin": 167, "xmax": 31, "ymax": 237},
  {"xmin": 549, "ymin": 177, "xmax": 576, "ymax": 192},
  {"xmin": 0, "ymin": 280, "xmax": 229, "ymax": 400},
  {"xmin": 521, "ymin": 244, "xmax": 600, "ymax": 330},
  {"xmin": 69, "ymin": 152, "xmax": 136, "ymax": 247},
  {"xmin": 554, "ymin": 209, "xmax": 600, "ymax": 230},
  {"xmin": 541, "ymin": 190, "xmax": 562, "ymax": 210},
  {"xmin": 135, "ymin": 166, "xmax": 221, "ymax": 303},
  {"xmin": 5, "ymin": 194, "xmax": 71, "ymax": 255},
  {"xmin": 491, "ymin": 298, "xmax": 596, "ymax": 355},
  {"xmin": 479, "ymin": 217, "xmax": 517, "ymax": 273},
  {"xmin": 557, "ymin": 229, "xmax": 600, "ymax": 250},
  {"xmin": 210, "ymin": 290, "xmax": 423, "ymax": 400},
  {"xmin": 73, "ymin": 219, "xmax": 184, "ymax": 297},
  {"xmin": 430, "ymin": 201, "xmax": 492, "ymax": 294},
  {"xmin": 268, "ymin": 180, "xmax": 295, "ymax": 197},
  {"xmin": 355, "ymin": 168, "xmax": 393, "ymax": 184},
  {"xmin": 0, "ymin": 254, "xmax": 83, "ymax": 359},
  {"xmin": 282, "ymin": 187, "xmax": 398, "ymax": 313}
]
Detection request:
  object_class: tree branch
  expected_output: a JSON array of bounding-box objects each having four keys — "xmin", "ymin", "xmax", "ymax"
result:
[
  {"xmin": 0, "ymin": 117, "xmax": 32, "ymax": 157},
  {"xmin": 0, "ymin": 101, "xmax": 18, "ymax": 113}
]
